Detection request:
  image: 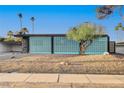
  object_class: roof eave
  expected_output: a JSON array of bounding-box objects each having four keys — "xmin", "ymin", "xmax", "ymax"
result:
[{"xmin": 14, "ymin": 34, "xmax": 109, "ymax": 38}]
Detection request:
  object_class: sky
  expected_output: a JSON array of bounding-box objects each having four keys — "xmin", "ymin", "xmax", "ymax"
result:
[{"xmin": 0, "ymin": 5, "xmax": 124, "ymax": 41}]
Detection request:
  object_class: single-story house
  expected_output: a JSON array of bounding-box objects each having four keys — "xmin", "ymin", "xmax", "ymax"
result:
[
  {"xmin": 116, "ymin": 42, "xmax": 124, "ymax": 54},
  {"xmin": 14, "ymin": 34, "xmax": 110, "ymax": 55}
]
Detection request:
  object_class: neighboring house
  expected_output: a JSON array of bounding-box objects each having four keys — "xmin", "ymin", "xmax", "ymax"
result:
[
  {"xmin": 116, "ymin": 42, "xmax": 124, "ymax": 54},
  {"xmin": 14, "ymin": 34, "xmax": 110, "ymax": 55},
  {"xmin": 0, "ymin": 42, "xmax": 22, "ymax": 53}
]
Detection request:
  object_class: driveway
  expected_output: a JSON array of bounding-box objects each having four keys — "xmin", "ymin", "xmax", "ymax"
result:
[{"xmin": 0, "ymin": 53, "xmax": 30, "ymax": 60}]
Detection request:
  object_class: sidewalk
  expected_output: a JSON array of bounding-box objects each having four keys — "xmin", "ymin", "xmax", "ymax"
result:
[{"xmin": 0, "ymin": 73, "xmax": 124, "ymax": 88}]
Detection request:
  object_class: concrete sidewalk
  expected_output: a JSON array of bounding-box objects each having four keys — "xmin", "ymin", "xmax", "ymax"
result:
[{"xmin": 0, "ymin": 73, "xmax": 124, "ymax": 88}]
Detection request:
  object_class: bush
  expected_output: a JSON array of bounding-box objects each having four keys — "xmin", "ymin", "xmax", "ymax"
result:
[
  {"xmin": 0, "ymin": 38, "xmax": 5, "ymax": 42},
  {"xmin": 4, "ymin": 38, "xmax": 15, "ymax": 42},
  {"xmin": 14, "ymin": 37, "xmax": 22, "ymax": 42}
]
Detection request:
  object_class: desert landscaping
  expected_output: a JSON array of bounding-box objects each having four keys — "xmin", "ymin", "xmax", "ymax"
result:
[{"xmin": 0, "ymin": 54, "xmax": 124, "ymax": 74}]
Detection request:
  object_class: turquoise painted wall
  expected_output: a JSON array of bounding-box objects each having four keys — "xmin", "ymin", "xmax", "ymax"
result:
[
  {"xmin": 29, "ymin": 36, "xmax": 108, "ymax": 54},
  {"xmin": 54, "ymin": 37, "xmax": 79, "ymax": 54},
  {"xmin": 84, "ymin": 37, "xmax": 108, "ymax": 54},
  {"xmin": 29, "ymin": 37, "xmax": 51, "ymax": 54}
]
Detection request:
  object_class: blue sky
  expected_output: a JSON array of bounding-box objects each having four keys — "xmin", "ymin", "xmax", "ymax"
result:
[{"xmin": 0, "ymin": 5, "xmax": 123, "ymax": 41}]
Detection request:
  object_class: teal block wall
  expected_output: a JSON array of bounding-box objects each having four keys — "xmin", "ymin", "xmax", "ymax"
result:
[
  {"xmin": 84, "ymin": 37, "xmax": 108, "ymax": 54},
  {"xmin": 29, "ymin": 36, "xmax": 108, "ymax": 55},
  {"xmin": 29, "ymin": 37, "xmax": 51, "ymax": 54},
  {"xmin": 54, "ymin": 37, "xmax": 80, "ymax": 54}
]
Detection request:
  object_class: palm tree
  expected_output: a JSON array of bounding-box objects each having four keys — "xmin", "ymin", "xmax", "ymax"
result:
[
  {"xmin": 30, "ymin": 17, "xmax": 35, "ymax": 33},
  {"xmin": 18, "ymin": 13, "xmax": 23, "ymax": 30}
]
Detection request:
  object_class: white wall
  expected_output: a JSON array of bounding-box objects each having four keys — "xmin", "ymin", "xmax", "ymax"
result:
[{"xmin": 116, "ymin": 46, "xmax": 124, "ymax": 54}]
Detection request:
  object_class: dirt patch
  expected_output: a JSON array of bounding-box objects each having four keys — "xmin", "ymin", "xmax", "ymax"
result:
[
  {"xmin": 0, "ymin": 61, "xmax": 124, "ymax": 74},
  {"xmin": 0, "ymin": 54, "xmax": 124, "ymax": 74},
  {"xmin": 5, "ymin": 54, "xmax": 124, "ymax": 62}
]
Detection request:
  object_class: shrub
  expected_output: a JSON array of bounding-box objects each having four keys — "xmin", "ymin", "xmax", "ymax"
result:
[{"xmin": 0, "ymin": 38, "xmax": 5, "ymax": 42}]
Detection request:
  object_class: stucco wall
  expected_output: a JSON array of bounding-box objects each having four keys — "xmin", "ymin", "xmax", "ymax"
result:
[
  {"xmin": 0, "ymin": 43, "xmax": 10, "ymax": 53},
  {"xmin": 116, "ymin": 46, "xmax": 124, "ymax": 54},
  {"xmin": 0, "ymin": 42, "xmax": 22, "ymax": 53},
  {"xmin": 11, "ymin": 45, "xmax": 22, "ymax": 52}
]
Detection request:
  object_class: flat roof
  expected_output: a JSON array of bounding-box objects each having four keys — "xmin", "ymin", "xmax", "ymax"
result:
[
  {"xmin": 116, "ymin": 42, "xmax": 124, "ymax": 44},
  {"xmin": 14, "ymin": 34, "xmax": 66, "ymax": 37},
  {"xmin": 116, "ymin": 42, "xmax": 124, "ymax": 46},
  {"xmin": 14, "ymin": 34, "xmax": 109, "ymax": 37}
]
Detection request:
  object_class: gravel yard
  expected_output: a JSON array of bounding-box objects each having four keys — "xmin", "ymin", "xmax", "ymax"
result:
[
  {"xmin": 0, "ymin": 54, "xmax": 124, "ymax": 74},
  {"xmin": 4, "ymin": 54, "xmax": 124, "ymax": 62}
]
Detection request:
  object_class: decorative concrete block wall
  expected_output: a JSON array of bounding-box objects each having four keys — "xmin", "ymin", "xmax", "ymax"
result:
[{"xmin": 28, "ymin": 35, "xmax": 109, "ymax": 54}]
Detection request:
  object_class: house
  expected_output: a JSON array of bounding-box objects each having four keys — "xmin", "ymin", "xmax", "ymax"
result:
[
  {"xmin": 116, "ymin": 42, "xmax": 124, "ymax": 54},
  {"xmin": 14, "ymin": 34, "xmax": 110, "ymax": 55}
]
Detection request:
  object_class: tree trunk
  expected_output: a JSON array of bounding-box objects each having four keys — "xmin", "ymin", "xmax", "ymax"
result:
[
  {"xmin": 79, "ymin": 41, "xmax": 85, "ymax": 55},
  {"xmin": 79, "ymin": 40, "xmax": 93, "ymax": 55}
]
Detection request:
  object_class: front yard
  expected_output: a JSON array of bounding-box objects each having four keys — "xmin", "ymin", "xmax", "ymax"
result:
[{"xmin": 0, "ymin": 54, "xmax": 124, "ymax": 74}]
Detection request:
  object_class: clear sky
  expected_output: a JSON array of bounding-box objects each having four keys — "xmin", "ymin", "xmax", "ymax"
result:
[{"xmin": 0, "ymin": 5, "xmax": 124, "ymax": 41}]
